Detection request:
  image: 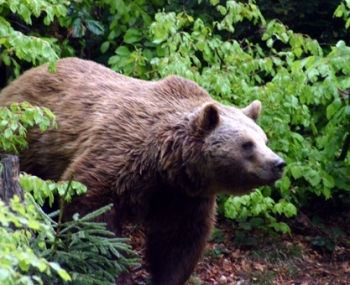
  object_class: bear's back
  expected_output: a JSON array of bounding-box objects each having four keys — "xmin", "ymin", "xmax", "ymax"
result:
[
  {"xmin": 0, "ymin": 58, "xmax": 213, "ymax": 181},
  {"xmin": 0, "ymin": 57, "xmax": 211, "ymax": 114}
]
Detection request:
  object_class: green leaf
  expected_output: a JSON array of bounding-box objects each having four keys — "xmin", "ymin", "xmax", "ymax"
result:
[
  {"xmin": 269, "ymin": 222, "xmax": 290, "ymax": 234},
  {"xmin": 41, "ymin": 44, "xmax": 52, "ymax": 58},
  {"xmin": 326, "ymin": 103, "xmax": 336, "ymax": 119},
  {"xmin": 334, "ymin": 5, "xmax": 344, "ymax": 17},
  {"xmin": 344, "ymin": 105, "xmax": 350, "ymax": 117},
  {"xmin": 266, "ymin": 38, "xmax": 273, "ymax": 47},
  {"xmin": 4, "ymin": 128, "xmax": 12, "ymax": 138},
  {"xmin": 312, "ymin": 235, "xmax": 326, "ymax": 247},
  {"xmin": 285, "ymin": 203, "xmax": 297, "ymax": 217},
  {"xmin": 123, "ymin": 28, "xmax": 142, "ymax": 44},
  {"xmin": 322, "ymin": 187, "xmax": 331, "ymax": 199},
  {"xmin": 85, "ymin": 19, "xmax": 104, "ymax": 35},
  {"xmin": 1, "ymin": 52, "xmax": 11, "ymax": 66},
  {"xmin": 115, "ymin": 46, "xmax": 130, "ymax": 56},
  {"xmin": 0, "ymin": 269, "xmax": 10, "ymax": 280},
  {"xmin": 49, "ymin": 263, "xmax": 71, "ymax": 281},
  {"xmin": 326, "ymin": 98, "xmax": 342, "ymax": 119},
  {"xmin": 72, "ymin": 18, "xmax": 84, "ymax": 38},
  {"xmin": 307, "ymin": 68, "xmax": 319, "ymax": 82},
  {"xmin": 304, "ymin": 169, "xmax": 322, "ymax": 187},
  {"xmin": 322, "ymin": 172, "xmax": 334, "ymax": 188},
  {"xmin": 28, "ymin": 219, "xmax": 40, "ymax": 230},
  {"xmin": 280, "ymin": 32, "xmax": 289, "ymax": 43},
  {"xmin": 274, "ymin": 202, "xmax": 284, "ymax": 215},
  {"xmin": 293, "ymin": 47, "xmax": 303, "ymax": 58},
  {"xmin": 249, "ymin": 217, "xmax": 264, "ymax": 228},
  {"xmin": 290, "ymin": 165, "xmax": 303, "ymax": 179},
  {"xmin": 281, "ymin": 176, "xmax": 291, "ymax": 190},
  {"xmin": 18, "ymin": 259, "xmax": 29, "ymax": 271},
  {"xmin": 56, "ymin": 4, "xmax": 67, "ymax": 17},
  {"xmin": 346, "ymin": 19, "xmax": 350, "ymax": 29},
  {"xmin": 101, "ymin": 41, "xmax": 110, "ymax": 53},
  {"xmin": 108, "ymin": 55, "xmax": 119, "ymax": 65}
]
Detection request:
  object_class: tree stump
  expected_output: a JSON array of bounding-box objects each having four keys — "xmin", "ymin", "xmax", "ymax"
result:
[{"xmin": 0, "ymin": 154, "xmax": 24, "ymax": 204}]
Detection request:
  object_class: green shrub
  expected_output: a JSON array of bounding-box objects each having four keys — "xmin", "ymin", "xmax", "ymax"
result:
[
  {"xmin": 0, "ymin": 53, "xmax": 139, "ymax": 285},
  {"xmin": 0, "ymin": 0, "xmax": 69, "ymax": 76},
  {"xmin": 1, "ymin": 0, "xmax": 349, "ymax": 238},
  {"xmin": 145, "ymin": 1, "xmax": 350, "ymax": 232}
]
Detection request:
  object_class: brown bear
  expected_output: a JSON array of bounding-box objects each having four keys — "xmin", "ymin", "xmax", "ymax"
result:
[{"xmin": 0, "ymin": 58, "xmax": 285, "ymax": 285}]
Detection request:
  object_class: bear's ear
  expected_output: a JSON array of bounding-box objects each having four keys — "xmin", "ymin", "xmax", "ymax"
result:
[
  {"xmin": 241, "ymin": 100, "xmax": 262, "ymax": 121},
  {"xmin": 193, "ymin": 102, "xmax": 220, "ymax": 131}
]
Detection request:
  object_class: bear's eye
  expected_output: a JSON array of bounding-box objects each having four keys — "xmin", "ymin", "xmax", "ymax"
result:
[{"xmin": 242, "ymin": 141, "xmax": 254, "ymax": 151}]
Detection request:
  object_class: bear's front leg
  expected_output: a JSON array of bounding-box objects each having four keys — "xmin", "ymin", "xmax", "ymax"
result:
[
  {"xmin": 145, "ymin": 194, "xmax": 216, "ymax": 285},
  {"xmin": 60, "ymin": 159, "xmax": 133, "ymax": 284}
]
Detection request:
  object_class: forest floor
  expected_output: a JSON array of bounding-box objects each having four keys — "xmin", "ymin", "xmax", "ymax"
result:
[{"xmin": 127, "ymin": 206, "xmax": 350, "ymax": 285}]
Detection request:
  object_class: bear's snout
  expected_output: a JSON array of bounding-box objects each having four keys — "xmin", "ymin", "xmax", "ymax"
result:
[{"xmin": 272, "ymin": 158, "xmax": 286, "ymax": 174}]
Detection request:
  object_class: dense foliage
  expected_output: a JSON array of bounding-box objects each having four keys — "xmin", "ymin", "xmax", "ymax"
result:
[
  {"xmin": 0, "ymin": 189, "xmax": 139, "ymax": 284},
  {"xmin": 0, "ymin": 90, "xmax": 139, "ymax": 283},
  {"xmin": 0, "ymin": 0, "xmax": 350, "ymax": 282}
]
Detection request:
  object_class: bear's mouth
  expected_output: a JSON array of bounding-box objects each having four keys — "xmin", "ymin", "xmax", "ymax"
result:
[
  {"xmin": 256, "ymin": 160, "xmax": 285, "ymax": 182},
  {"xmin": 253, "ymin": 171, "xmax": 284, "ymax": 186}
]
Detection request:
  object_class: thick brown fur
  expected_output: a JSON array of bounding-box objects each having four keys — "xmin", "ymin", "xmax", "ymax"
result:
[{"xmin": 0, "ymin": 58, "xmax": 285, "ymax": 285}]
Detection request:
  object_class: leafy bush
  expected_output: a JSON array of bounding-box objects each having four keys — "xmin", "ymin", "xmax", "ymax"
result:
[
  {"xmin": 0, "ymin": 0, "xmax": 69, "ymax": 76},
  {"xmin": 0, "ymin": 191, "xmax": 139, "ymax": 284},
  {"xmin": 0, "ymin": 102, "xmax": 139, "ymax": 284},
  {"xmin": 0, "ymin": 102, "xmax": 56, "ymax": 154},
  {"xmin": 1, "ymin": 0, "xmax": 350, "ymax": 239},
  {"xmin": 147, "ymin": 1, "xmax": 350, "ymax": 232},
  {"xmin": 0, "ymin": 195, "xmax": 70, "ymax": 284}
]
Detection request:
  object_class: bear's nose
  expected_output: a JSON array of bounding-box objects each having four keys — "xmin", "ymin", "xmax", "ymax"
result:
[{"xmin": 273, "ymin": 158, "xmax": 286, "ymax": 173}]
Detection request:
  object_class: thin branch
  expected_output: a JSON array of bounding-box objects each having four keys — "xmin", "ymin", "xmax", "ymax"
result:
[
  {"xmin": 54, "ymin": 173, "xmax": 74, "ymax": 251},
  {"xmin": 337, "ymin": 133, "xmax": 350, "ymax": 161}
]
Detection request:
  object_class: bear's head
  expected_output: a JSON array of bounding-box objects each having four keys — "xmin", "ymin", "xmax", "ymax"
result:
[{"xmin": 190, "ymin": 100, "xmax": 285, "ymax": 196}]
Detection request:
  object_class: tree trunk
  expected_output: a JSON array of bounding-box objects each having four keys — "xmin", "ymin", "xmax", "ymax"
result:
[{"xmin": 0, "ymin": 154, "xmax": 24, "ymax": 204}]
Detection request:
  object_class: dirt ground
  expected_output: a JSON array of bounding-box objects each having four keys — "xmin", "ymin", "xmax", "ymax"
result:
[{"xmin": 127, "ymin": 208, "xmax": 350, "ymax": 285}]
